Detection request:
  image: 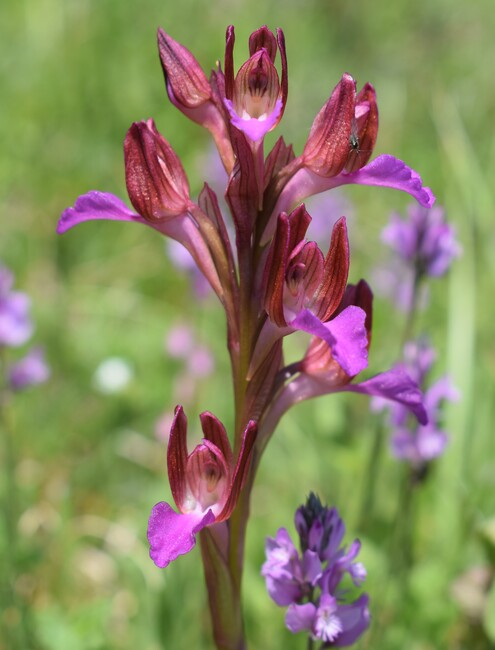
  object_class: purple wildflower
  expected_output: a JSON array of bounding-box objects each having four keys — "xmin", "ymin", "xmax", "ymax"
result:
[
  {"xmin": 9, "ymin": 347, "xmax": 50, "ymax": 391},
  {"xmin": 0, "ymin": 266, "xmax": 34, "ymax": 348},
  {"xmin": 262, "ymin": 528, "xmax": 322, "ymax": 606},
  {"xmin": 263, "ymin": 495, "xmax": 370, "ymax": 646},
  {"xmin": 373, "ymin": 339, "xmax": 458, "ymax": 469},
  {"xmin": 381, "ymin": 203, "xmax": 461, "ymax": 278}
]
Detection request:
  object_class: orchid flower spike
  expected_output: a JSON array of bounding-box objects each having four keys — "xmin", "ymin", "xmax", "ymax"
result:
[{"xmin": 148, "ymin": 406, "xmax": 257, "ymax": 568}]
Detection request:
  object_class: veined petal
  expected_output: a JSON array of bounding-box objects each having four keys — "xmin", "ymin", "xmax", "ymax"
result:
[
  {"xmin": 290, "ymin": 306, "xmax": 368, "ymax": 378},
  {"xmin": 249, "ymin": 25, "xmax": 277, "ymax": 60},
  {"xmin": 263, "ymin": 207, "xmax": 312, "ymax": 327},
  {"xmin": 345, "ymin": 83, "xmax": 379, "ymax": 173},
  {"xmin": 167, "ymin": 405, "xmax": 189, "ymax": 510},
  {"xmin": 313, "ymin": 217, "xmax": 350, "ymax": 321},
  {"xmin": 147, "ymin": 502, "xmax": 215, "ymax": 568},
  {"xmin": 343, "ymin": 367, "xmax": 428, "ymax": 424},
  {"xmin": 303, "ymin": 73, "xmax": 356, "ymax": 177},
  {"xmin": 157, "ymin": 28, "xmax": 211, "ymax": 109},
  {"xmin": 57, "ymin": 191, "xmax": 145, "ymax": 234},
  {"xmin": 124, "ymin": 119, "xmax": 190, "ymax": 220},
  {"xmin": 200, "ymin": 411, "xmax": 234, "ymax": 469},
  {"xmin": 217, "ymin": 420, "xmax": 257, "ymax": 521}
]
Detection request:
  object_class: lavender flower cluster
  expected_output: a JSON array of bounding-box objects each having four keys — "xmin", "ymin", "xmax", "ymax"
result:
[
  {"xmin": 377, "ymin": 203, "xmax": 461, "ymax": 313},
  {"xmin": 263, "ymin": 494, "xmax": 369, "ymax": 646},
  {"xmin": 373, "ymin": 202, "xmax": 461, "ymax": 472},
  {"xmin": 374, "ymin": 338, "xmax": 459, "ymax": 470}
]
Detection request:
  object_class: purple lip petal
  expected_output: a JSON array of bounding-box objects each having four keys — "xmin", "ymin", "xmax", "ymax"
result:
[
  {"xmin": 343, "ymin": 367, "xmax": 428, "ymax": 424},
  {"xmin": 341, "ymin": 155, "xmax": 435, "ymax": 207},
  {"xmin": 57, "ymin": 191, "xmax": 145, "ymax": 234},
  {"xmin": 224, "ymin": 98, "xmax": 283, "ymax": 142},
  {"xmin": 147, "ymin": 502, "xmax": 215, "ymax": 568},
  {"xmin": 290, "ymin": 306, "xmax": 368, "ymax": 378}
]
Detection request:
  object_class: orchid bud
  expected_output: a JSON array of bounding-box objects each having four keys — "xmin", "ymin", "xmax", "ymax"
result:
[
  {"xmin": 124, "ymin": 119, "xmax": 190, "ymax": 221},
  {"xmin": 157, "ymin": 28, "xmax": 211, "ymax": 109},
  {"xmin": 303, "ymin": 73, "xmax": 356, "ymax": 177}
]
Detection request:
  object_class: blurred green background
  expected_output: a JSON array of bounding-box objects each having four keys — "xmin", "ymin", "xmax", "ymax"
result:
[{"xmin": 1, "ymin": 0, "xmax": 495, "ymax": 648}]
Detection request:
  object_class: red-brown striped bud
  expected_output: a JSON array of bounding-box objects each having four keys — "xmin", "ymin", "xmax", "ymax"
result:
[{"xmin": 124, "ymin": 119, "xmax": 190, "ymax": 221}]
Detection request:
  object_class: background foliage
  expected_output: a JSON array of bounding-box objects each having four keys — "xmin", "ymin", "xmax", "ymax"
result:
[{"xmin": 1, "ymin": 0, "xmax": 494, "ymax": 648}]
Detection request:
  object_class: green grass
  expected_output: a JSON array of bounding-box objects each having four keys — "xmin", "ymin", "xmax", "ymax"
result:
[{"xmin": 1, "ymin": 0, "xmax": 494, "ymax": 648}]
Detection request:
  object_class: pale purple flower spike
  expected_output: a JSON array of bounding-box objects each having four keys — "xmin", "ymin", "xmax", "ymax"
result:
[{"xmin": 263, "ymin": 494, "xmax": 370, "ymax": 646}]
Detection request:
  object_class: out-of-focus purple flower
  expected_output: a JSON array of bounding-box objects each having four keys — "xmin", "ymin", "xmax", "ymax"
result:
[
  {"xmin": 165, "ymin": 323, "xmax": 215, "ymax": 380},
  {"xmin": 262, "ymin": 528, "xmax": 323, "ymax": 606},
  {"xmin": 286, "ymin": 593, "xmax": 370, "ymax": 647},
  {"xmin": 0, "ymin": 266, "xmax": 34, "ymax": 348},
  {"xmin": 371, "ymin": 261, "xmax": 426, "ymax": 313},
  {"xmin": 381, "ymin": 203, "xmax": 461, "ymax": 279},
  {"xmin": 165, "ymin": 324, "xmax": 195, "ymax": 359},
  {"xmin": 263, "ymin": 495, "xmax": 370, "ymax": 646},
  {"xmin": 305, "ymin": 190, "xmax": 354, "ymax": 246},
  {"xmin": 373, "ymin": 339, "xmax": 459, "ymax": 468},
  {"xmin": 186, "ymin": 346, "xmax": 214, "ymax": 378},
  {"xmin": 9, "ymin": 347, "xmax": 50, "ymax": 391}
]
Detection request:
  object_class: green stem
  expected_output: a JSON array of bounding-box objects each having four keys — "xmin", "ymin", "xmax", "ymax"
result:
[
  {"xmin": 0, "ymin": 357, "xmax": 38, "ymax": 648},
  {"xmin": 390, "ymin": 467, "xmax": 417, "ymax": 577},
  {"xmin": 402, "ymin": 271, "xmax": 422, "ymax": 348}
]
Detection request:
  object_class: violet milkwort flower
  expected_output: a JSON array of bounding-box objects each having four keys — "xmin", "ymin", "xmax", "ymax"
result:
[
  {"xmin": 373, "ymin": 339, "xmax": 458, "ymax": 469},
  {"xmin": 148, "ymin": 406, "xmax": 257, "ymax": 568},
  {"xmin": 376, "ymin": 203, "xmax": 461, "ymax": 312},
  {"xmin": 263, "ymin": 494, "xmax": 370, "ymax": 646},
  {"xmin": 382, "ymin": 203, "xmax": 461, "ymax": 279}
]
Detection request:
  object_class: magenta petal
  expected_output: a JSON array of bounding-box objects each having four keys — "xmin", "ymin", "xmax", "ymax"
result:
[
  {"xmin": 147, "ymin": 502, "xmax": 215, "ymax": 568},
  {"xmin": 58, "ymin": 191, "xmax": 145, "ymax": 234},
  {"xmin": 344, "ymin": 368, "xmax": 428, "ymax": 424},
  {"xmin": 224, "ymin": 98, "xmax": 283, "ymax": 141},
  {"xmin": 342, "ymin": 155, "xmax": 435, "ymax": 207},
  {"xmin": 286, "ymin": 602, "xmax": 316, "ymax": 634},
  {"xmin": 291, "ymin": 306, "xmax": 368, "ymax": 377}
]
